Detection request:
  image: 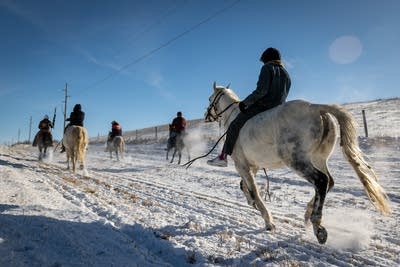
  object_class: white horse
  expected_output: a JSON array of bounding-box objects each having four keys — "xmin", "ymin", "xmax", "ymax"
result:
[
  {"xmin": 205, "ymin": 83, "xmax": 391, "ymax": 244},
  {"xmin": 63, "ymin": 125, "xmax": 88, "ymax": 173},
  {"xmin": 105, "ymin": 136, "xmax": 125, "ymax": 161}
]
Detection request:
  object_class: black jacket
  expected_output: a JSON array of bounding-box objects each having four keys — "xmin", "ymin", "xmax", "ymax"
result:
[
  {"xmin": 38, "ymin": 118, "xmax": 53, "ymax": 131},
  {"xmin": 67, "ymin": 110, "xmax": 85, "ymax": 126},
  {"xmin": 242, "ymin": 61, "xmax": 291, "ymax": 110}
]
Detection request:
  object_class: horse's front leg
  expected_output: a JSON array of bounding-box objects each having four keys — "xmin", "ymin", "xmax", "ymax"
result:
[
  {"xmin": 170, "ymin": 149, "xmax": 176, "ymax": 163},
  {"xmin": 186, "ymin": 148, "xmax": 190, "ymax": 162},
  {"xmin": 240, "ymin": 180, "xmax": 256, "ymax": 209},
  {"xmin": 177, "ymin": 151, "xmax": 181, "ymax": 165},
  {"xmin": 237, "ymin": 165, "xmax": 275, "ymax": 231}
]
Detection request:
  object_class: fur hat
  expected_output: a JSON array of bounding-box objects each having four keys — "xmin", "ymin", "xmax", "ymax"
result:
[
  {"xmin": 73, "ymin": 104, "xmax": 81, "ymax": 111},
  {"xmin": 260, "ymin": 47, "xmax": 281, "ymax": 63}
]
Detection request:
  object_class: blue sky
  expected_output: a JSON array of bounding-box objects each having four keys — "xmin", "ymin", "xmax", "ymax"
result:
[{"xmin": 1, "ymin": 0, "xmax": 399, "ymax": 144}]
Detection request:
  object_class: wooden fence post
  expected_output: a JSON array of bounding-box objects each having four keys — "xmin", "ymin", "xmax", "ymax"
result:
[
  {"xmin": 362, "ymin": 110, "xmax": 368, "ymax": 137},
  {"xmin": 155, "ymin": 127, "xmax": 158, "ymax": 141}
]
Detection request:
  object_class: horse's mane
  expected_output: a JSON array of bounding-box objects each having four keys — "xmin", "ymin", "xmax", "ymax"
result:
[{"xmin": 216, "ymin": 86, "xmax": 240, "ymax": 102}]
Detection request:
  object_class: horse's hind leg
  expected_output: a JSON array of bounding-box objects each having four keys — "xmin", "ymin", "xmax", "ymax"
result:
[
  {"xmin": 304, "ymin": 168, "xmax": 334, "ymax": 225},
  {"xmin": 293, "ymin": 161, "xmax": 330, "ymax": 244},
  {"xmin": 236, "ymin": 164, "xmax": 275, "ymax": 231}
]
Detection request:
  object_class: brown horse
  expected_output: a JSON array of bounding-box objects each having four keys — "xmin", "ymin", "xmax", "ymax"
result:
[
  {"xmin": 33, "ymin": 131, "xmax": 53, "ymax": 160},
  {"xmin": 63, "ymin": 126, "xmax": 88, "ymax": 173}
]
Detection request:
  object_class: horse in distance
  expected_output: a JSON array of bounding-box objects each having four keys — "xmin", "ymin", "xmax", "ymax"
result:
[
  {"xmin": 105, "ymin": 136, "xmax": 125, "ymax": 161},
  {"xmin": 166, "ymin": 124, "xmax": 190, "ymax": 164},
  {"xmin": 36, "ymin": 131, "xmax": 53, "ymax": 161},
  {"xmin": 205, "ymin": 82, "xmax": 391, "ymax": 244},
  {"xmin": 63, "ymin": 125, "xmax": 88, "ymax": 173}
]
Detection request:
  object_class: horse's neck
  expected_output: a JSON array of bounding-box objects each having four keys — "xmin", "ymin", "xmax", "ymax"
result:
[{"xmin": 219, "ymin": 98, "xmax": 240, "ymax": 130}]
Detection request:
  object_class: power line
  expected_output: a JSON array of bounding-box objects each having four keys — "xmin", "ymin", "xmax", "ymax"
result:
[
  {"xmin": 78, "ymin": 0, "xmax": 241, "ymax": 94},
  {"xmin": 109, "ymin": 0, "xmax": 185, "ymax": 58}
]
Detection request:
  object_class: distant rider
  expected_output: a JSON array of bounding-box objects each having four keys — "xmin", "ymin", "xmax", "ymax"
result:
[
  {"xmin": 33, "ymin": 115, "xmax": 54, "ymax": 146},
  {"xmin": 167, "ymin": 111, "xmax": 187, "ymax": 148},
  {"xmin": 108, "ymin": 121, "xmax": 122, "ymax": 142}
]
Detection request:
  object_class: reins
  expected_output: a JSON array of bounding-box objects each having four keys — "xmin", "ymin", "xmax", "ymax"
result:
[
  {"xmin": 182, "ymin": 130, "xmax": 227, "ymax": 169},
  {"xmin": 53, "ymin": 139, "xmax": 62, "ymax": 152},
  {"xmin": 184, "ymin": 89, "xmax": 238, "ymax": 169}
]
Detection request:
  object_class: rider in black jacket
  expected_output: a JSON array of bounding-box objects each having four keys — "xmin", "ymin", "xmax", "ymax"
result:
[
  {"xmin": 61, "ymin": 104, "xmax": 85, "ymax": 152},
  {"xmin": 207, "ymin": 47, "xmax": 291, "ymax": 167}
]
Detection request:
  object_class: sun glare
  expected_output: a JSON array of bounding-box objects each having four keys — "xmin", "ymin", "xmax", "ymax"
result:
[{"xmin": 329, "ymin": 35, "xmax": 363, "ymax": 64}]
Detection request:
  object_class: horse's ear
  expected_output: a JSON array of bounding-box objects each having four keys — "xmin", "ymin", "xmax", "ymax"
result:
[
  {"xmin": 213, "ymin": 81, "xmax": 217, "ymax": 92},
  {"xmin": 226, "ymin": 83, "xmax": 231, "ymax": 89}
]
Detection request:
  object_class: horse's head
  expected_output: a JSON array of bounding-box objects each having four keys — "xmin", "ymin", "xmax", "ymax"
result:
[{"xmin": 204, "ymin": 82, "xmax": 239, "ymax": 122}]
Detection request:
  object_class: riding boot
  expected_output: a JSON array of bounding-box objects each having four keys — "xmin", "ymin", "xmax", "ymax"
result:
[{"xmin": 60, "ymin": 144, "xmax": 66, "ymax": 153}]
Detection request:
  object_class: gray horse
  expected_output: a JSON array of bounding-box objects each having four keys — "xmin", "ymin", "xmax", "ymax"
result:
[
  {"xmin": 205, "ymin": 82, "xmax": 391, "ymax": 244},
  {"xmin": 166, "ymin": 125, "xmax": 190, "ymax": 164},
  {"xmin": 106, "ymin": 136, "xmax": 125, "ymax": 161}
]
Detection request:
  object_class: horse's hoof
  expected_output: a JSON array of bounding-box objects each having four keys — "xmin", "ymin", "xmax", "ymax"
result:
[
  {"xmin": 315, "ymin": 226, "xmax": 328, "ymax": 244},
  {"xmin": 265, "ymin": 223, "xmax": 276, "ymax": 232}
]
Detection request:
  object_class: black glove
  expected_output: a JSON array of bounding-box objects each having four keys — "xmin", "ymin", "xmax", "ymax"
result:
[{"xmin": 238, "ymin": 101, "xmax": 247, "ymax": 113}]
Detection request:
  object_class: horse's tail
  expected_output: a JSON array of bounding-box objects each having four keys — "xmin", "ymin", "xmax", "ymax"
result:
[
  {"xmin": 76, "ymin": 127, "xmax": 87, "ymax": 164},
  {"xmin": 318, "ymin": 104, "xmax": 391, "ymax": 215}
]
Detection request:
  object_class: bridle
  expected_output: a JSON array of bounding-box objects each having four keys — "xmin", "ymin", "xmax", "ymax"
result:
[
  {"xmin": 184, "ymin": 88, "xmax": 238, "ymax": 169},
  {"xmin": 205, "ymin": 89, "xmax": 239, "ymax": 122}
]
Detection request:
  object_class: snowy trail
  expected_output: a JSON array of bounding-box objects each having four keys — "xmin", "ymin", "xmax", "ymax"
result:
[{"xmin": 1, "ymin": 135, "xmax": 399, "ymax": 266}]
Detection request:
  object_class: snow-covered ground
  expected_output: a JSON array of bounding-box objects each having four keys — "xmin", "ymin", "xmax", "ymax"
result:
[{"xmin": 0, "ymin": 98, "xmax": 399, "ymax": 266}]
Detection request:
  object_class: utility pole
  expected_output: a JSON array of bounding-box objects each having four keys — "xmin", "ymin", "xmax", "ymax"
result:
[
  {"xmin": 63, "ymin": 83, "xmax": 69, "ymax": 131},
  {"xmin": 28, "ymin": 116, "xmax": 32, "ymax": 143}
]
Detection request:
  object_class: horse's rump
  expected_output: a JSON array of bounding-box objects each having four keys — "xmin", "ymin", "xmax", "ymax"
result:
[
  {"xmin": 64, "ymin": 126, "xmax": 88, "ymax": 171},
  {"xmin": 237, "ymin": 100, "xmax": 325, "ymax": 166}
]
